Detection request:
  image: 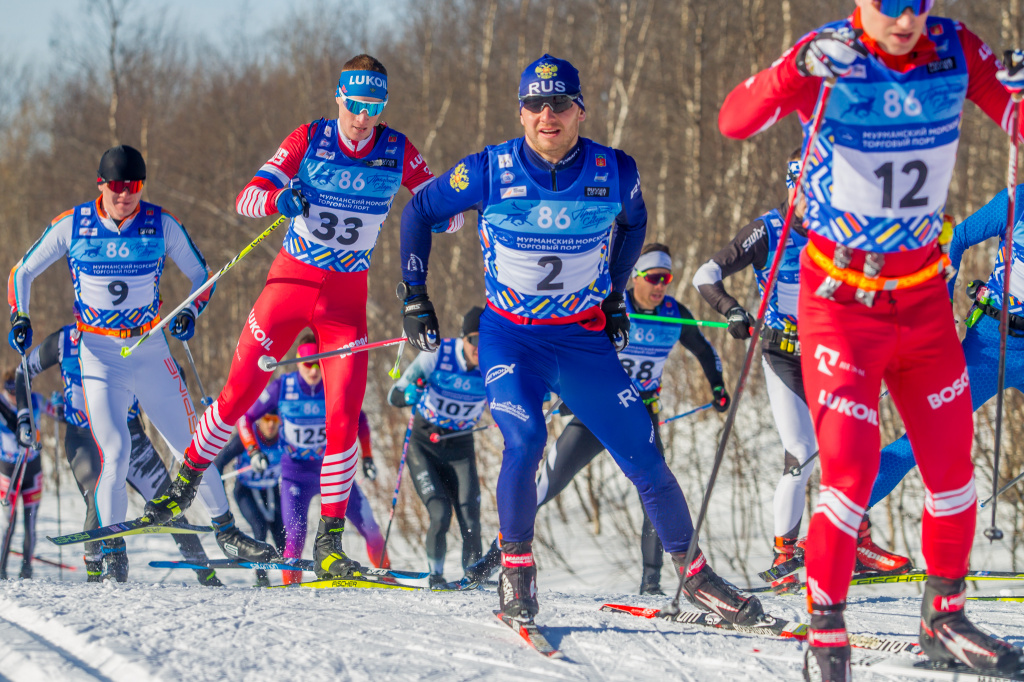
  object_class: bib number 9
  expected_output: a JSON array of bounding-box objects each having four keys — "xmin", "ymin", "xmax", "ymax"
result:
[{"xmin": 108, "ymin": 280, "xmax": 129, "ymax": 305}]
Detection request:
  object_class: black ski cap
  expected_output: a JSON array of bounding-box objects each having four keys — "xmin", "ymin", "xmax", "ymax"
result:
[
  {"xmin": 97, "ymin": 145, "xmax": 146, "ymax": 182},
  {"xmin": 462, "ymin": 306, "xmax": 484, "ymax": 337}
]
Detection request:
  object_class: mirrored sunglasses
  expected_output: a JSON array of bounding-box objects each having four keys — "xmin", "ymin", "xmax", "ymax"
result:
[
  {"xmin": 876, "ymin": 0, "xmax": 933, "ymax": 18},
  {"xmin": 339, "ymin": 92, "xmax": 387, "ymax": 117},
  {"xmin": 300, "ymin": 361, "xmax": 320, "ymax": 369},
  {"xmin": 519, "ymin": 94, "xmax": 578, "ymax": 114},
  {"xmin": 99, "ymin": 178, "xmax": 144, "ymax": 194},
  {"xmin": 637, "ymin": 271, "xmax": 673, "ymax": 285},
  {"xmin": 464, "ymin": 333, "xmax": 480, "ymax": 345}
]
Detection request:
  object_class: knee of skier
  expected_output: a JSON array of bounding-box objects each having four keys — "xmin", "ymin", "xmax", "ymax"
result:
[{"xmin": 426, "ymin": 497, "xmax": 453, "ymax": 535}]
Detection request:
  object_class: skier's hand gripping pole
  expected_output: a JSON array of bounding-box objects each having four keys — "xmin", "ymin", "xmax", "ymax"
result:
[
  {"xmin": 120, "ymin": 215, "xmax": 288, "ymax": 358},
  {"xmin": 984, "ymin": 78, "xmax": 1023, "ymax": 543},
  {"xmin": 663, "ymin": 78, "xmax": 837, "ymax": 616},
  {"xmin": 257, "ymin": 337, "xmax": 406, "ymax": 372}
]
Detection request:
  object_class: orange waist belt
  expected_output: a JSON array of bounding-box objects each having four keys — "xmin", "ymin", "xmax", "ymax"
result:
[
  {"xmin": 77, "ymin": 316, "xmax": 161, "ymax": 338},
  {"xmin": 805, "ymin": 241, "xmax": 950, "ymax": 292}
]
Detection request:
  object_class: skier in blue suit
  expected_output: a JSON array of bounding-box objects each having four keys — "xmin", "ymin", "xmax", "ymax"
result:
[{"xmin": 398, "ymin": 53, "xmax": 763, "ymax": 624}]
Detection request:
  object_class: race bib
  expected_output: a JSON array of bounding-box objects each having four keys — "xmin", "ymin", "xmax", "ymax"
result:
[
  {"xmin": 76, "ymin": 271, "xmax": 156, "ymax": 311},
  {"xmin": 492, "ymin": 241, "xmax": 602, "ymax": 296},
  {"xmin": 292, "ymin": 209, "xmax": 383, "ymax": 252}
]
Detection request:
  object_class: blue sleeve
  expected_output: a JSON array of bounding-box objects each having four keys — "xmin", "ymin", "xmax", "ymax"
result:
[
  {"xmin": 400, "ymin": 151, "xmax": 490, "ymax": 286},
  {"xmin": 608, "ymin": 150, "xmax": 647, "ymax": 293},
  {"xmin": 244, "ymin": 377, "xmax": 282, "ymax": 423},
  {"xmin": 947, "ymin": 186, "xmax": 1024, "ymax": 296}
]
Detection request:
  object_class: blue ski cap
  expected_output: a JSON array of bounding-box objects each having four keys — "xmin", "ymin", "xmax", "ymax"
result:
[
  {"xmin": 519, "ymin": 54, "xmax": 585, "ymax": 111},
  {"xmin": 337, "ymin": 70, "xmax": 388, "ymax": 100}
]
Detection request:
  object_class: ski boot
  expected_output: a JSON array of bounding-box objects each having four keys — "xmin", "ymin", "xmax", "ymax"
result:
[
  {"xmin": 464, "ymin": 538, "xmax": 501, "ymax": 584},
  {"xmin": 855, "ymin": 516, "xmax": 910, "ymax": 575},
  {"xmin": 212, "ymin": 512, "xmax": 279, "ymax": 562},
  {"xmin": 144, "ymin": 466, "xmax": 204, "ymax": 524},
  {"xmin": 19, "ymin": 558, "xmax": 32, "ymax": 579},
  {"xmin": 919, "ymin": 576, "xmax": 1024, "ymax": 673},
  {"xmin": 85, "ymin": 557, "xmax": 104, "ymax": 583},
  {"xmin": 639, "ymin": 565, "xmax": 665, "ymax": 596},
  {"xmin": 101, "ymin": 538, "xmax": 129, "ymax": 582},
  {"xmin": 313, "ymin": 516, "xmax": 361, "ymax": 580},
  {"xmin": 195, "ymin": 568, "xmax": 223, "ymax": 587},
  {"xmin": 498, "ymin": 541, "xmax": 538, "ymax": 619},
  {"xmin": 429, "ymin": 573, "xmax": 447, "ymax": 588},
  {"xmin": 672, "ymin": 548, "xmax": 764, "ymax": 626},
  {"xmin": 254, "ymin": 569, "xmax": 271, "ymax": 587},
  {"xmin": 771, "ymin": 536, "xmax": 802, "ymax": 594},
  {"xmin": 803, "ymin": 603, "xmax": 851, "ymax": 682}
]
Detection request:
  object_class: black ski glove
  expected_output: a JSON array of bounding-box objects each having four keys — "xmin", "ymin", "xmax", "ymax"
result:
[
  {"xmin": 602, "ymin": 291, "xmax": 630, "ymax": 352},
  {"xmin": 711, "ymin": 385, "xmax": 730, "ymax": 413},
  {"xmin": 15, "ymin": 411, "xmax": 32, "ymax": 448},
  {"xmin": 362, "ymin": 457, "xmax": 377, "ymax": 481},
  {"xmin": 726, "ymin": 306, "xmax": 754, "ymax": 340},
  {"xmin": 398, "ymin": 282, "xmax": 439, "ymax": 352}
]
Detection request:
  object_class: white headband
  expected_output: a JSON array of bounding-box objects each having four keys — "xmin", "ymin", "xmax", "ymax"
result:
[{"xmin": 633, "ymin": 250, "xmax": 672, "ymax": 275}]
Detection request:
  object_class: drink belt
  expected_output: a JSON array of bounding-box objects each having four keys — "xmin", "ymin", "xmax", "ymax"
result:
[
  {"xmin": 77, "ymin": 316, "xmax": 161, "ymax": 338},
  {"xmin": 761, "ymin": 322, "xmax": 800, "ymax": 355},
  {"xmin": 486, "ymin": 302, "xmax": 605, "ymax": 331}
]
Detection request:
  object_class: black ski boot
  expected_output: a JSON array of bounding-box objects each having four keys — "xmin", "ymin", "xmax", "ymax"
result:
[
  {"xmin": 254, "ymin": 569, "xmax": 271, "ymax": 587},
  {"xmin": 803, "ymin": 603, "xmax": 851, "ymax": 682},
  {"xmin": 85, "ymin": 557, "xmax": 104, "ymax": 583},
  {"xmin": 313, "ymin": 516, "xmax": 361, "ymax": 579},
  {"xmin": 465, "ymin": 538, "xmax": 501, "ymax": 584},
  {"xmin": 144, "ymin": 466, "xmax": 204, "ymax": 524},
  {"xmin": 194, "ymin": 568, "xmax": 223, "ymax": 587},
  {"xmin": 672, "ymin": 548, "xmax": 764, "ymax": 625},
  {"xmin": 498, "ymin": 541, "xmax": 538, "ymax": 619},
  {"xmin": 429, "ymin": 573, "xmax": 447, "ymax": 588},
  {"xmin": 920, "ymin": 576, "xmax": 1024, "ymax": 673},
  {"xmin": 639, "ymin": 565, "xmax": 665, "ymax": 596},
  {"xmin": 101, "ymin": 538, "xmax": 129, "ymax": 582},
  {"xmin": 212, "ymin": 512, "xmax": 280, "ymax": 562},
  {"xmin": 19, "ymin": 558, "xmax": 32, "ymax": 579}
]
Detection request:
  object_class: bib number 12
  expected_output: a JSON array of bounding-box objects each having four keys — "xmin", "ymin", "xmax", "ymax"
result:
[{"xmin": 874, "ymin": 160, "xmax": 928, "ymax": 210}]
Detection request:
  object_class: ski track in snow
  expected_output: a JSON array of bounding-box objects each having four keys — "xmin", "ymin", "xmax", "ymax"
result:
[{"xmin": 4, "ymin": 446, "xmax": 1024, "ymax": 680}]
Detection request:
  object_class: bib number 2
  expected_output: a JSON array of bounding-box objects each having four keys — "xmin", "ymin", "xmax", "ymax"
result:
[{"xmin": 537, "ymin": 256, "xmax": 563, "ymax": 291}]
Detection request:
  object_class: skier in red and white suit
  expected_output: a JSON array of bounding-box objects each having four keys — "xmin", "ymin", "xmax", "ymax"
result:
[
  {"xmin": 145, "ymin": 54, "xmax": 440, "ymax": 579},
  {"xmin": 720, "ymin": 1, "xmax": 1024, "ymax": 679}
]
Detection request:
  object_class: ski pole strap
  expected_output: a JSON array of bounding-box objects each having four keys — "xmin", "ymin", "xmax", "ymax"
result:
[
  {"xmin": 78, "ymin": 316, "xmax": 161, "ymax": 338},
  {"xmin": 628, "ymin": 313, "xmax": 728, "ymax": 329},
  {"xmin": 807, "ymin": 240, "xmax": 951, "ymax": 293}
]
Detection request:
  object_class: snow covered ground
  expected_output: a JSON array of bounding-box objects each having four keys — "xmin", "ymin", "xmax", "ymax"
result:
[{"xmin": 2, "ymin": 405, "xmax": 1024, "ymax": 675}]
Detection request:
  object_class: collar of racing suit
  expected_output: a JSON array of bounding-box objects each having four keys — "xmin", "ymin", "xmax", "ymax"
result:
[
  {"xmin": 850, "ymin": 7, "xmax": 938, "ymax": 73},
  {"xmin": 520, "ymin": 138, "xmax": 586, "ymax": 191}
]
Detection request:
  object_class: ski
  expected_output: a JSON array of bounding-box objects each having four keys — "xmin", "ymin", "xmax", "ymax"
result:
[
  {"xmin": 759, "ymin": 557, "xmax": 1024, "ymax": 585},
  {"xmin": 758, "ymin": 556, "xmax": 804, "ymax": 582},
  {"xmin": 600, "ymin": 604, "xmax": 920, "ymax": 654},
  {"xmin": 10, "ymin": 551, "xmax": 78, "ymax": 570},
  {"xmin": 494, "ymin": 610, "xmax": 563, "ymax": 659},
  {"xmin": 148, "ymin": 559, "xmax": 439, "ymax": 584},
  {"xmin": 270, "ymin": 577, "xmax": 471, "ymax": 592},
  {"xmin": 47, "ymin": 518, "xmax": 212, "ymax": 546},
  {"xmin": 753, "ymin": 650, "xmax": 1024, "ymax": 681}
]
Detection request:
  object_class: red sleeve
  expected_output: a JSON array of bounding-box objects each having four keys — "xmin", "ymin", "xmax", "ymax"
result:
[
  {"xmin": 357, "ymin": 411, "xmax": 372, "ymax": 459},
  {"xmin": 718, "ymin": 32, "xmax": 823, "ymax": 139},
  {"xmin": 959, "ymin": 24, "xmax": 1020, "ymax": 136},
  {"xmin": 235, "ymin": 123, "xmax": 312, "ymax": 218},
  {"xmin": 237, "ymin": 416, "xmax": 258, "ymax": 451},
  {"xmin": 402, "ymin": 139, "xmax": 435, "ymax": 194}
]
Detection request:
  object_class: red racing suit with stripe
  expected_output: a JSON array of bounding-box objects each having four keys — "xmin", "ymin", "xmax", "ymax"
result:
[{"xmin": 719, "ymin": 9, "xmax": 1020, "ymax": 609}]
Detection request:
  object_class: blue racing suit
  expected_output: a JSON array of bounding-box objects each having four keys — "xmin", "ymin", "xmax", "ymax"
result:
[
  {"xmin": 869, "ymin": 185, "xmax": 1024, "ymax": 508},
  {"xmin": 400, "ymin": 136, "xmax": 695, "ymax": 551}
]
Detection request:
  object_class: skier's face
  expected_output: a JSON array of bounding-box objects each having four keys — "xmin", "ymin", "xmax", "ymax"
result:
[
  {"xmin": 336, "ymin": 96, "xmax": 384, "ymax": 141},
  {"xmin": 99, "ymin": 181, "xmax": 143, "ymax": 222},
  {"xmin": 257, "ymin": 415, "xmax": 280, "ymax": 440},
  {"xmin": 856, "ymin": 0, "xmax": 928, "ymax": 56},
  {"xmin": 520, "ymin": 101, "xmax": 585, "ymax": 164},
  {"xmin": 788, "ymin": 185, "xmax": 807, "ymax": 220},
  {"xmin": 633, "ymin": 268, "xmax": 671, "ymax": 308},
  {"xmin": 462, "ymin": 334, "xmax": 479, "ymax": 369},
  {"xmin": 298, "ymin": 359, "xmax": 322, "ymax": 387}
]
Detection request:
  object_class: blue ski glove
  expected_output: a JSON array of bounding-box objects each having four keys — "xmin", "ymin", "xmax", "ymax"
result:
[
  {"xmin": 8, "ymin": 313, "xmax": 31, "ymax": 354},
  {"xmin": 601, "ymin": 291, "xmax": 630, "ymax": 352},
  {"xmin": 169, "ymin": 309, "xmax": 196, "ymax": 341},
  {"xmin": 403, "ymin": 383, "xmax": 425, "ymax": 406},
  {"xmin": 274, "ymin": 188, "xmax": 310, "ymax": 218},
  {"xmin": 997, "ymin": 50, "xmax": 1024, "ymax": 95}
]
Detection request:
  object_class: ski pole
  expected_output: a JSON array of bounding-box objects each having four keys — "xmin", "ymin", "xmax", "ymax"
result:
[
  {"xmin": 429, "ymin": 398, "xmax": 563, "ymax": 443},
  {"xmin": 980, "ymin": 468, "xmax": 1024, "ymax": 508},
  {"xmin": 789, "ymin": 451, "xmax": 819, "ymax": 477},
  {"xmin": 629, "ymin": 314, "xmax": 729, "ymax": 329},
  {"xmin": 121, "ymin": 215, "xmax": 288, "ymax": 358},
  {"xmin": 658, "ymin": 402, "xmax": 713, "ymax": 426},
  {"xmin": 0, "ymin": 448, "xmax": 29, "ymax": 576},
  {"xmin": 53, "ymin": 412, "xmax": 62, "ymax": 579},
  {"xmin": 181, "ymin": 339, "xmax": 213, "ymax": 407},
  {"xmin": 257, "ymin": 337, "xmax": 405, "ymax": 372},
  {"xmin": 985, "ymin": 80, "xmax": 1023, "ymax": 542},
  {"xmin": 663, "ymin": 78, "xmax": 837, "ymax": 616},
  {"xmin": 382, "ymin": 411, "xmax": 415, "ymax": 557},
  {"xmin": 221, "ymin": 465, "xmax": 252, "ymax": 481},
  {"xmin": 388, "ymin": 340, "xmax": 405, "ymax": 380}
]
